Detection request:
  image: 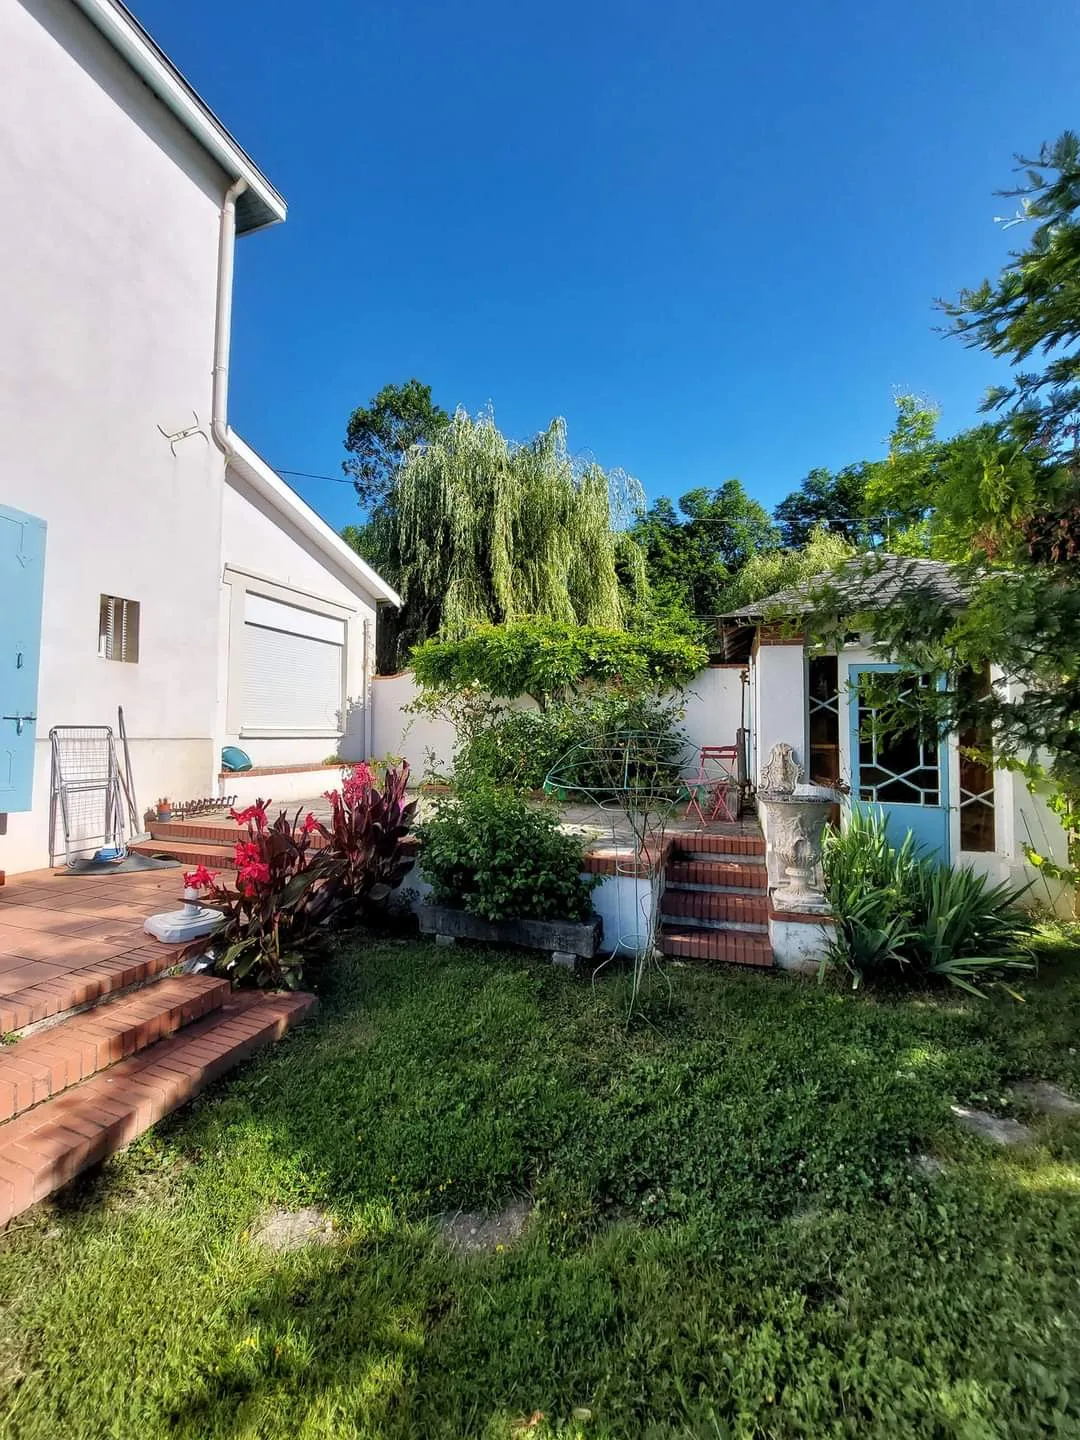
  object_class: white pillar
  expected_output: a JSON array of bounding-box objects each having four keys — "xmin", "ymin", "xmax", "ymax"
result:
[{"xmin": 753, "ymin": 638, "xmax": 807, "ymax": 787}]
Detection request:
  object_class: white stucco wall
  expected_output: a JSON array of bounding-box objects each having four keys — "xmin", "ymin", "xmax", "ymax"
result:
[
  {"xmin": 370, "ymin": 666, "xmax": 748, "ymax": 785},
  {"xmin": 218, "ymin": 473, "xmax": 379, "ymax": 772},
  {"xmin": 680, "ymin": 666, "xmax": 746, "ymax": 759},
  {"xmin": 0, "ymin": 0, "xmax": 233, "ymax": 871},
  {"xmin": 753, "ymin": 642, "xmax": 807, "ymax": 787},
  {"xmin": 370, "ymin": 672, "xmax": 456, "ymax": 779}
]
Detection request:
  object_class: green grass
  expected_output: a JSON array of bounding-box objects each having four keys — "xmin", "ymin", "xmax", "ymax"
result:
[{"xmin": 3, "ymin": 930, "xmax": 1080, "ymax": 1438}]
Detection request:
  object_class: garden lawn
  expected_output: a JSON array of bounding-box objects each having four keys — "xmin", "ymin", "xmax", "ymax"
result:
[{"xmin": 2, "ymin": 936, "xmax": 1080, "ymax": 1439}]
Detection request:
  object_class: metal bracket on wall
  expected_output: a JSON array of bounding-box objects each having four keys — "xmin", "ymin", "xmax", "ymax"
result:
[{"xmin": 156, "ymin": 411, "xmax": 209, "ymax": 456}]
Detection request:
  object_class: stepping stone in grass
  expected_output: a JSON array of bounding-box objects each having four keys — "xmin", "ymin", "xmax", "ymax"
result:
[
  {"xmin": 1011, "ymin": 1080, "xmax": 1080, "ymax": 1117},
  {"xmin": 950, "ymin": 1105, "xmax": 1034, "ymax": 1147},
  {"xmin": 438, "ymin": 1198, "xmax": 532, "ymax": 1255},
  {"xmin": 250, "ymin": 1206, "xmax": 335, "ymax": 1253}
]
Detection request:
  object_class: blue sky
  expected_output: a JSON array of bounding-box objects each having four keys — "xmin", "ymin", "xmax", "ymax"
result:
[{"xmin": 138, "ymin": 0, "xmax": 1079, "ymax": 532}]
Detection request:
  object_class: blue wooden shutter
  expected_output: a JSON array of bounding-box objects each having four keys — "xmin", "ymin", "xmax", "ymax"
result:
[{"xmin": 0, "ymin": 506, "xmax": 47, "ymax": 812}]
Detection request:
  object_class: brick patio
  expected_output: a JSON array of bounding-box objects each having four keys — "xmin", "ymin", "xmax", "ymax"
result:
[{"xmin": 0, "ymin": 865, "xmax": 314, "ymax": 1226}]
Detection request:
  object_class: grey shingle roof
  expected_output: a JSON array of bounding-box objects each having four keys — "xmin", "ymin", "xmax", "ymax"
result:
[{"xmin": 721, "ymin": 555, "xmax": 967, "ymax": 622}]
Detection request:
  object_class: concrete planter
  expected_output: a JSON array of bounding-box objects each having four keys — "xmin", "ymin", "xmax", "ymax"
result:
[{"xmin": 418, "ymin": 904, "xmax": 602, "ymax": 968}]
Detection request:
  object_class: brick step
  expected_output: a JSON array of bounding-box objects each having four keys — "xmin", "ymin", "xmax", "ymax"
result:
[
  {"xmin": 129, "ymin": 837, "xmax": 238, "ymax": 869},
  {"xmin": 132, "ymin": 832, "xmax": 418, "ymax": 870},
  {"xmin": 0, "ymin": 990, "xmax": 316, "ymax": 1226},
  {"xmin": 149, "ymin": 819, "xmax": 244, "ymax": 844},
  {"xmin": 661, "ymin": 890, "xmax": 768, "ymax": 927},
  {"xmin": 0, "ymin": 974, "xmax": 229, "ymax": 1122},
  {"xmin": 665, "ymin": 859, "xmax": 767, "ymax": 890},
  {"xmin": 670, "ymin": 830, "xmax": 765, "ymax": 859},
  {"xmin": 0, "ymin": 939, "xmax": 183, "ymax": 1037},
  {"xmin": 658, "ymin": 924, "xmax": 774, "ymax": 968},
  {"xmin": 149, "ymin": 818, "xmax": 331, "ymax": 849}
]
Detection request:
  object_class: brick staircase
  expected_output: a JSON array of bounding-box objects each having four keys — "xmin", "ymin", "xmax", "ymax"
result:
[
  {"xmin": 0, "ymin": 868, "xmax": 315, "ymax": 1226},
  {"xmin": 128, "ymin": 817, "xmax": 261, "ymax": 870},
  {"xmin": 659, "ymin": 825, "xmax": 773, "ymax": 967}
]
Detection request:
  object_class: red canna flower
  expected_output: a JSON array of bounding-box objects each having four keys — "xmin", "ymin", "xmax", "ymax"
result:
[
  {"xmin": 342, "ymin": 763, "xmax": 374, "ymax": 805},
  {"xmin": 183, "ymin": 865, "xmax": 219, "ymax": 892},
  {"xmin": 300, "ymin": 812, "xmax": 324, "ymax": 835},
  {"xmin": 234, "ymin": 839, "xmax": 263, "ymax": 869},
  {"xmin": 229, "ymin": 802, "xmax": 270, "ymax": 829}
]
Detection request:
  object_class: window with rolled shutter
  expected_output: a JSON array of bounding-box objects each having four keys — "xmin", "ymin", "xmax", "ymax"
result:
[
  {"xmin": 98, "ymin": 595, "xmax": 140, "ymax": 663},
  {"xmin": 241, "ymin": 593, "xmax": 345, "ymax": 732}
]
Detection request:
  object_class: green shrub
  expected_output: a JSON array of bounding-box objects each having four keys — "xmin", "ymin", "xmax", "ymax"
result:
[
  {"xmin": 410, "ymin": 618, "xmax": 707, "ymax": 707},
  {"xmin": 454, "ymin": 691, "xmax": 689, "ymax": 795},
  {"xmin": 823, "ymin": 807, "xmax": 1033, "ymax": 993},
  {"xmin": 416, "ymin": 787, "xmax": 599, "ymax": 922}
]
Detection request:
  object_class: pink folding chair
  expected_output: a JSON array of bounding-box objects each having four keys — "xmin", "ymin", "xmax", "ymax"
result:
[{"xmin": 683, "ymin": 745, "xmax": 740, "ymax": 826}]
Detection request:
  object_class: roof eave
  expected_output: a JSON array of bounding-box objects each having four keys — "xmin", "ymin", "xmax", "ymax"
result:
[
  {"xmin": 226, "ymin": 432, "xmax": 403, "ymax": 608},
  {"xmin": 70, "ymin": 0, "xmax": 286, "ymax": 234}
]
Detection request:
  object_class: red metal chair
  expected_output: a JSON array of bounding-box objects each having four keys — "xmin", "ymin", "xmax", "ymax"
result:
[{"xmin": 682, "ymin": 745, "xmax": 740, "ymax": 825}]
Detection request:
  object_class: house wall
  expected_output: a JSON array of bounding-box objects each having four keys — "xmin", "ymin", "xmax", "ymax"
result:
[
  {"xmin": 0, "ymin": 0, "xmax": 232, "ymax": 871},
  {"xmin": 218, "ymin": 473, "xmax": 379, "ymax": 772}
]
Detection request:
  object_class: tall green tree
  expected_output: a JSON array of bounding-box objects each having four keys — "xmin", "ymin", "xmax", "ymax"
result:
[
  {"xmin": 372, "ymin": 409, "xmax": 647, "ymax": 668},
  {"xmin": 815, "ymin": 135, "xmax": 1080, "ymax": 809},
  {"xmin": 343, "ymin": 379, "xmax": 450, "ymax": 512},
  {"xmin": 773, "ymin": 464, "xmax": 877, "ymax": 547},
  {"xmin": 631, "ymin": 480, "xmax": 778, "ymax": 616}
]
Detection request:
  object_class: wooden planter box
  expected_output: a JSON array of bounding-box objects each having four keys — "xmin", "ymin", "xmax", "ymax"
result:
[{"xmin": 418, "ymin": 905, "xmax": 602, "ymax": 967}]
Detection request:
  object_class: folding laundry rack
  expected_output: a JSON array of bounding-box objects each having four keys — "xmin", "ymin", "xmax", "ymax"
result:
[{"xmin": 49, "ymin": 725, "xmax": 127, "ymax": 868}]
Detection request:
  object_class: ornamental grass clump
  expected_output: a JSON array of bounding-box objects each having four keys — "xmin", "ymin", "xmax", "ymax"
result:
[{"xmin": 822, "ymin": 807, "xmax": 1033, "ymax": 995}]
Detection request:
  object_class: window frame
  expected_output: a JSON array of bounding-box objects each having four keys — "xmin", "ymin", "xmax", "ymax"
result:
[
  {"xmin": 97, "ymin": 594, "xmax": 140, "ymax": 664},
  {"xmin": 223, "ymin": 567, "xmax": 355, "ymax": 740}
]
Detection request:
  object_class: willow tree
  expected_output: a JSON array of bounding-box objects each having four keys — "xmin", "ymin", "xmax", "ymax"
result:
[{"xmin": 384, "ymin": 409, "xmax": 646, "ymax": 660}]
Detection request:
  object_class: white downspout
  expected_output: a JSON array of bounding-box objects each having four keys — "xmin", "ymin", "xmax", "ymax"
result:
[
  {"xmin": 211, "ymin": 177, "xmax": 248, "ymax": 458},
  {"xmin": 211, "ymin": 177, "xmax": 247, "ymax": 795}
]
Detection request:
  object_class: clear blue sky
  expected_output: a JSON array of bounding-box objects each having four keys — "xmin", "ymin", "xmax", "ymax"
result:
[{"xmin": 137, "ymin": 0, "xmax": 1078, "ymax": 532}]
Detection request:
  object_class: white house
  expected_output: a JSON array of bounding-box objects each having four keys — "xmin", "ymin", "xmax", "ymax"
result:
[{"xmin": 0, "ymin": 0, "xmax": 400, "ymax": 875}]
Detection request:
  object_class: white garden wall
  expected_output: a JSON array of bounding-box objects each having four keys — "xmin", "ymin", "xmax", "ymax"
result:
[{"xmin": 369, "ymin": 666, "xmax": 747, "ymax": 784}]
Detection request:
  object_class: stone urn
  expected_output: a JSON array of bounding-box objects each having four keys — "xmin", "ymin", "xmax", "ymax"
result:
[{"xmin": 757, "ymin": 744, "xmax": 839, "ymax": 914}]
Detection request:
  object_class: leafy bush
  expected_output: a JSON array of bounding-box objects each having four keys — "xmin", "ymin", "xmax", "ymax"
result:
[
  {"xmin": 416, "ymin": 787, "xmax": 599, "ymax": 922},
  {"xmin": 453, "ymin": 691, "xmax": 689, "ymax": 795},
  {"xmin": 410, "ymin": 618, "xmax": 706, "ymax": 707},
  {"xmin": 823, "ymin": 807, "xmax": 1033, "ymax": 993}
]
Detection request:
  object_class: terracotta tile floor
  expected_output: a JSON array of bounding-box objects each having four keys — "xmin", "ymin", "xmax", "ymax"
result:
[{"xmin": 0, "ymin": 868, "xmax": 187, "ymax": 1033}]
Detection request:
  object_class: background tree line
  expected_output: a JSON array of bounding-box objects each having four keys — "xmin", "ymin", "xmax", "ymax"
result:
[{"xmin": 340, "ymin": 131, "xmax": 1080, "ymax": 839}]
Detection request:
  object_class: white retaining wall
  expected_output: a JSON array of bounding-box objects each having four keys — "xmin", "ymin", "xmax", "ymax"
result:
[{"xmin": 370, "ymin": 666, "xmax": 746, "ymax": 783}]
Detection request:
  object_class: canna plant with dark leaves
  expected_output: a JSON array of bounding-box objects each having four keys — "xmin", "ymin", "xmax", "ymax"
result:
[
  {"xmin": 207, "ymin": 801, "xmax": 334, "ymax": 990},
  {"xmin": 317, "ymin": 761, "xmax": 418, "ymax": 924},
  {"xmin": 201, "ymin": 765, "xmax": 418, "ymax": 990}
]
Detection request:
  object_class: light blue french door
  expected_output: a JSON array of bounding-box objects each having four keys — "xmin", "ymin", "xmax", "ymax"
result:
[{"xmin": 849, "ymin": 664, "xmax": 949, "ymax": 860}]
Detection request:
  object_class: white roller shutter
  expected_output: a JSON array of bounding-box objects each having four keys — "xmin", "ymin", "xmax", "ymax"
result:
[{"xmin": 242, "ymin": 595, "xmax": 346, "ymax": 732}]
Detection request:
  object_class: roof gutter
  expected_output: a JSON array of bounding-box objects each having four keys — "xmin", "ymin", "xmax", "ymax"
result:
[
  {"xmin": 226, "ymin": 432, "xmax": 403, "ymax": 608},
  {"xmin": 69, "ymin": 0, "xmax": 286, "ymax": 232}
]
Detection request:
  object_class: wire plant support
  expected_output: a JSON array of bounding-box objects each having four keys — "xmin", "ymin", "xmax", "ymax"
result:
[
  {"xmin": 545, "ymin": 728, "xmax": 686, "ymax": 1019},
  {"xmin": 49, "ymin": 726, "xmax": 128, "ymax": 868}
]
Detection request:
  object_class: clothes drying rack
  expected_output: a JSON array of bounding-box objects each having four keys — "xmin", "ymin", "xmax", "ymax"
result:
[{"xmin": 49, "ymin": 726, "xmax": 127, "ymax": 868}]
